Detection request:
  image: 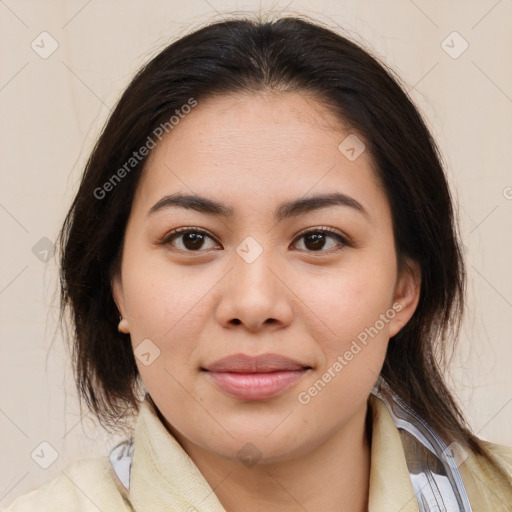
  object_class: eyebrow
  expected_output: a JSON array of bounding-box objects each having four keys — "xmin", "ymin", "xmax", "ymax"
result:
[{"xmin": 147, "ymin": 192, "xmax": 368, "ymax": 222}]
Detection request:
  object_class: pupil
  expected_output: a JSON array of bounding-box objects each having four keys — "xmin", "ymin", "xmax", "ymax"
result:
[
  {"xmin": 184, "ymin": 233, "xmax": 204, "ymax": 250},
  {"xmin": 306, "ymin": 233, "xmax": 325, "ymax": 250}
]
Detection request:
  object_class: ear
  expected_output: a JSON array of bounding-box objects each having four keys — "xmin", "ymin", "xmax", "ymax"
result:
[
  {"xmin": 111, "ymin": 268, "xmax": 130, "ymax": 333},
  {"xmin": 387, "ymin": 259, "xmax": 421, "ymax": 338}
]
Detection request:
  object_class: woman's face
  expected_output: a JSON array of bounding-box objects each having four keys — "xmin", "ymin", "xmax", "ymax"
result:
[{"xmin": 112, "ymin": 91, "xmax": 420, "ymax": 464}]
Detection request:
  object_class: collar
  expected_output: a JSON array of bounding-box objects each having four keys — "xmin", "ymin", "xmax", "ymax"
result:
[{"xmin": 120, "ymin": 393, "xmax": 424, "ymax": 512}]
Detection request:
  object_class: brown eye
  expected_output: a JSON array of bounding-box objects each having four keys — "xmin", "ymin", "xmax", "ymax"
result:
[
  {"xmin": 180, "ymin": 232, "xmax": 207, "ymax": 250},
  {"xmin": 163, "ymin": 228, "xmax": 220, "ymax": 252},
  {"xmin": 292, "ymin": 228, "xmax": 348, "ymax": 252}
]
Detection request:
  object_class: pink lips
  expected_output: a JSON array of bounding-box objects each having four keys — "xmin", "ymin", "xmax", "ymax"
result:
[{"xmin": 202, "ymin": 353, "xmax": 311, "ymax": 401}]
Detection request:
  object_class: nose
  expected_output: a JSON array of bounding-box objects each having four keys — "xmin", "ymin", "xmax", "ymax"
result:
[{"xmin": 214, "ymin": 244, "xmax": 294, "ymax": 332}]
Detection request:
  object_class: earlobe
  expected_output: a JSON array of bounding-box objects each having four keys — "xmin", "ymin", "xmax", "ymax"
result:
[
  {"xmin": 388, "ymin": 260, "xmax": 421, "ymax": 339},
  {"xmin": 118, "ymin": 317, "xmax": 130, "ymax": 334}
]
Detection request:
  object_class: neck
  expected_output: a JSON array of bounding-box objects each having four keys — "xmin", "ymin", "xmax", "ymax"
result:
[{"xmin": 168, "ymin": 403, "xmax": 372, "ymax": 512}]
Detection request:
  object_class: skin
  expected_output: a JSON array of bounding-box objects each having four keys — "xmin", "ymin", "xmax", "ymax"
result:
[{"xmin": 112, "ymin": 91, "xmax": 421, "ymax": 512}]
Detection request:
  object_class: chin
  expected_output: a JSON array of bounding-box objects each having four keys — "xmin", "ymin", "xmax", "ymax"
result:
[{"xmin": 204, "ymin": 435, "xmax": 311, "ymax": 467}]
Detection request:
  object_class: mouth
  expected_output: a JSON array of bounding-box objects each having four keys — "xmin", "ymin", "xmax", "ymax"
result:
[
  {"xmin": 201, "ymin": 353, "xmax": 312, "ymax": 401},
  {"xmin": 202, "ymin": 369, "xmax": 311, "ymax": 401}
]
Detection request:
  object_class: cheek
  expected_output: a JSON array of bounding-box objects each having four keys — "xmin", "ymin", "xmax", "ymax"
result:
[
  {"xmin": 121, "ymin": 244, "xmax": 213, "ymax": 336},
  {"xmin": 291, "ymin": 258, "xmax": 397, "ymax": 411},
  {"xmin": 118, "ymin": 255, "xmax": 212, "ymax": 390},
  {"xmin": 122, "ymin": 259, "xmax": 215, "ymax": 408},
  {"xmin": 295, "ymin": 257, "xmax": 397, "ymax": 351},
  {"xmin": 293, "ymin": 270, "xmax": 395, "ymax": 419}
]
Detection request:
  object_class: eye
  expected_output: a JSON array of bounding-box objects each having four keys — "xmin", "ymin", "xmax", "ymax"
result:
[
  {"xmin": 162, "ymin": 227, "xmax": 220, "ymax": 252},
  {"xmin": 161, "ymin": 226, "xmax": 349, "ymax": 254},
  {"xmin": 291, "ymin": 227, "xmax": 349, "ymax": 253}
]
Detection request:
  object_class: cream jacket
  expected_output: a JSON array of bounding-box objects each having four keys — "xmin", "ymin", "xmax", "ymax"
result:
[{"xmin": 3, "ymin": 394, "xmax": 512, "ymax": 511}]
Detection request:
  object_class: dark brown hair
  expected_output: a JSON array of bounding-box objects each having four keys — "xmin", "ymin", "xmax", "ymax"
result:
[{"xmin": 58, "ymin": 15, "xmax": 486, "ymax": 458}]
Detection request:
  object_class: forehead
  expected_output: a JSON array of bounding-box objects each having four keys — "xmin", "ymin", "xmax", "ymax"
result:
[{"xmin": 133, "ymin": 91, "xmax": 386, "ymax": 219}]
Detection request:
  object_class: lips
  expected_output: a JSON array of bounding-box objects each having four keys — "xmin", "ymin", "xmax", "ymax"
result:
[
  {"xmin": 201, "ymin": 353, "xmax": 312, "ymax": 400},
  {"xmin": 202, "ymin": 353, "xmax": 311, "ymax": 373}
]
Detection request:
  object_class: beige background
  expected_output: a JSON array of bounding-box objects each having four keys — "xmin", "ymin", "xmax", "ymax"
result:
[{"xmin": 1, "ymin": 0, "xmax": 511, "ymax": 506}]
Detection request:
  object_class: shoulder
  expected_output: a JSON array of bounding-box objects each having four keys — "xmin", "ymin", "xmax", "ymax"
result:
[
  {"xmin": 1, "ymin": 456, "xmax": 129, "ymax": 512},
  {"xmin": 480, "ymin": 439, "xmax": 512, "ymax": 477},
  {"xmin": 459, "ymin": 439, "xmax": 512, "ymax": 510}
]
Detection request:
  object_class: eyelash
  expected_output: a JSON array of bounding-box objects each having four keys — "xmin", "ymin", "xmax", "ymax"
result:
[{"xmin": 161, "ymin": 226, "xmax": 350, "ymax": 254}]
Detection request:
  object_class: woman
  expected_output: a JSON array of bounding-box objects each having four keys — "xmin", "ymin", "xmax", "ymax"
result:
[{"xmin": 5, "ymin": 15, "xmax": 512, "ymax": 512}]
